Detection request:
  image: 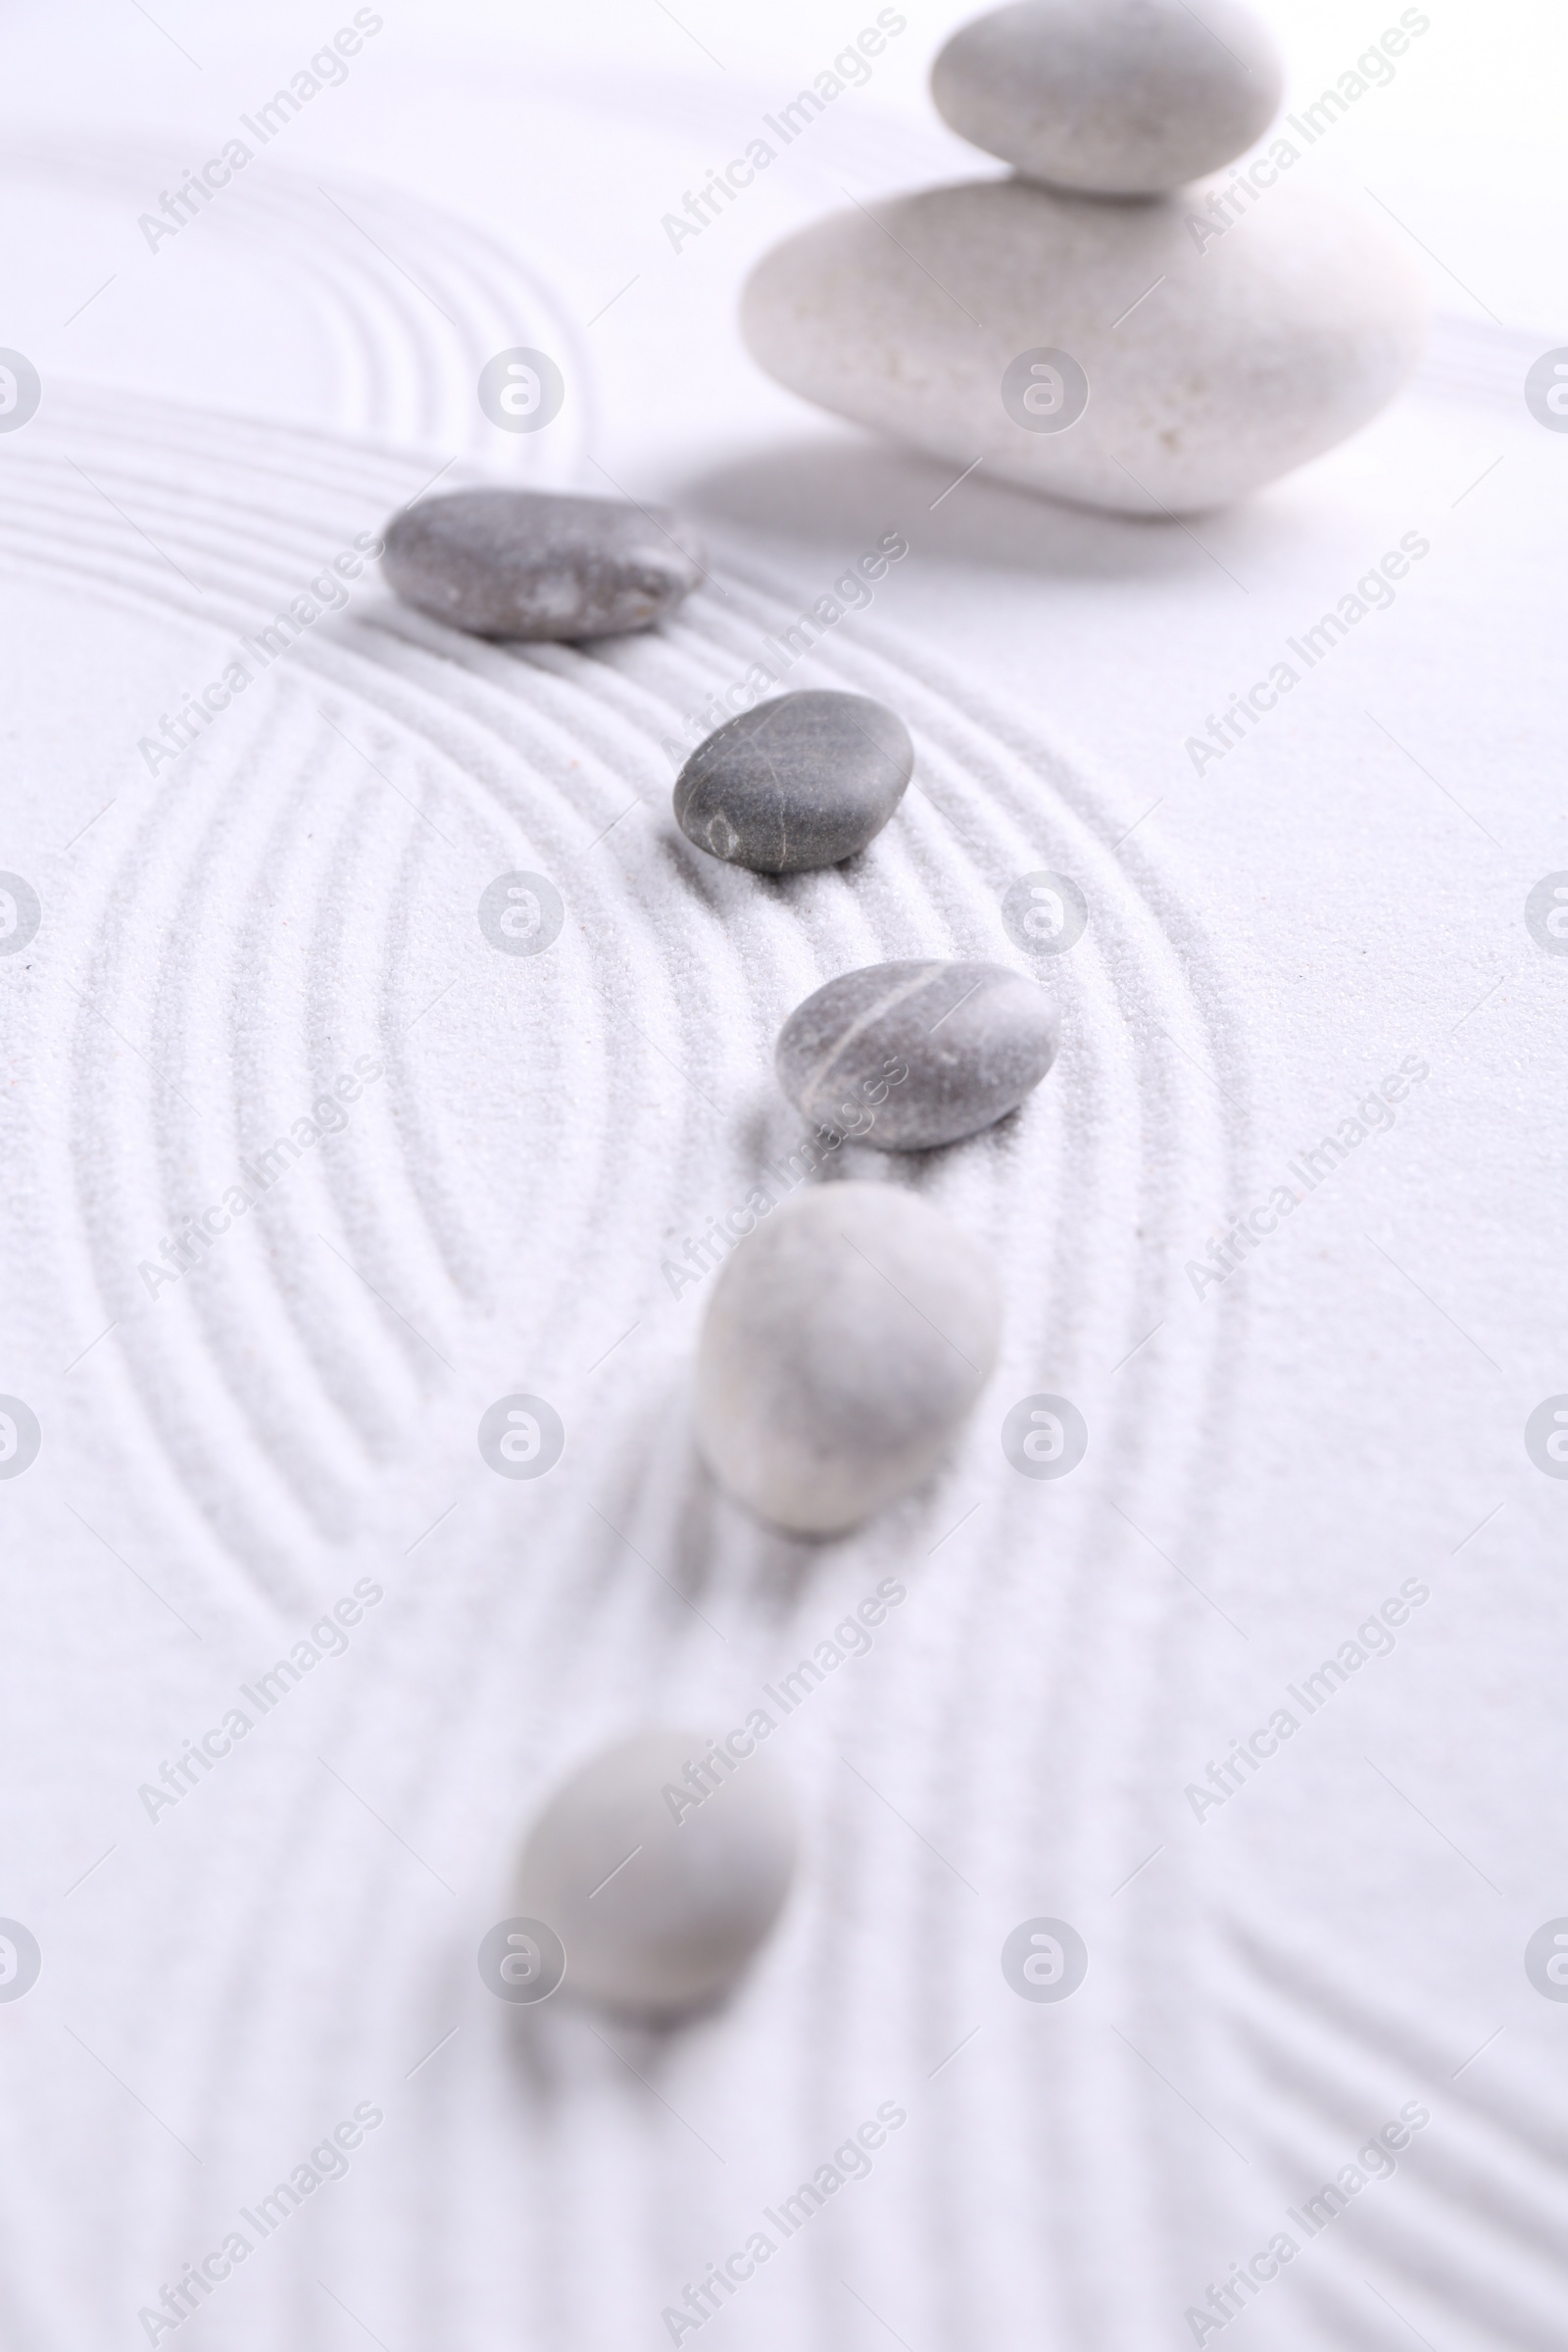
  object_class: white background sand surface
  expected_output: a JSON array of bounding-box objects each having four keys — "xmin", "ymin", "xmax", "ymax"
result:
[{"xmin": 0, "ymin": 3, "xmax": 1565, "ymax": 2346}]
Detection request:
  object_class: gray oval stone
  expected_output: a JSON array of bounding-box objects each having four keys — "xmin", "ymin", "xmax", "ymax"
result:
[
  {"xmin": 931, "ymin": 0, "xmax": 1285, "ymax": 197},
  {"xmin": 516, "ymin": 1728, "xmax": 797, "ymax": 2018},
  {"xmin": 380, "ymin": 488, "xmax": 705, "ymax": 641},
  {"xmin": 695, "ymin": 1182, "xmax": 1002, "ymax": 1535},
  {"xmin": 673, "ymin": 691, "xmax": 912, "ymax": 873},
  {"xmin": 776, "ymin": 960, "xmax": 1058, "ymax": 1151}
]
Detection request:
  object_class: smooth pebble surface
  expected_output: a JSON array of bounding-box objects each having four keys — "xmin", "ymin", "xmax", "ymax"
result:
[
  {"xmin": 673, "ymin": 690, "xmax": 913, "ymax": 873},
  {"xmin": 696, "ymin": 1183, "xmax": 1002, "ymax": 1536},
  {"xmin": 776, "ymin": 960, "xmax": 1059, "ymax": 1151},
  {"xmin": 516, "ymin": 1729, "xmax": 797, "ymax": 2018},
  {"xmin": 380, "ymin": 487, "xmax": 705, "ymax": 641},
  {"xmin": 932, "ymin": 0, "xmax": 1285, "ymax": 196},
  {"xmin": 743, "ymin": 180, "xmax": 1426, "ymax": 515}
]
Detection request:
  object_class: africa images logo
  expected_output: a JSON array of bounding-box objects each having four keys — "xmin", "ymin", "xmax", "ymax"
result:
[
  {"xmin": 1524, "ymin": 1919, "xmax": 1568, "ymax": 1998},
  {"xmin": 1525, "ymin": 348, "xmax": 1568, "ymax": 432},
  {"xmin": 477, "ymin": 349, "xmax": 565, "ymax": 434},
  {"xmin": 1001, "ymin": 348, "xmax": 1090, "ymax": 434},
  {"xmin": 1524, "ymin": 1396, "xmax": 1568, "ymax": 1478},
  {"xmin": 478, "ymin": 1395, "xmax": 565, "ymax": 1479},
  {"xmin": 1001, "ymin": 1917, "xmax": 1089, "ymax": 2001},
  {"xmin": 0, "ymin": 1921, "xmax": 41, "ymax": 2001}
]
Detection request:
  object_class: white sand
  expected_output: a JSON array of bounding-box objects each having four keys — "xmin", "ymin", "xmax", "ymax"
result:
[{"xmin": 0, "ymin": 8, "xmax": 1563, "ymax": 2349}]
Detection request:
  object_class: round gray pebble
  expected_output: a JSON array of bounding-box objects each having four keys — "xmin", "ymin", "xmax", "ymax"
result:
[
  {"xmin": 515, "ymin": 1729, "xmax": 797, "ymax": 2018},
  {"xmin": 695, "ymin": 1182, "xmax": 1002, "ymax": 1535},
  {"xmin": 776, "ymin": 960, "xmax": 1058, "ymax": 1152},
  {"xmin": 931, "ymin": 0, "xmax": 1285, "ymax": 197},
  {"xmin": 673, "ymin": 691, "xmax": 912, "ymax": 873},
  {"xmin": 381, "ymin": 488, "xmax": 706, "ymax": 642}
]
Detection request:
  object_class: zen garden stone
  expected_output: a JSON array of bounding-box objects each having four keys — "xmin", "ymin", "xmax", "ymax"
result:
[
  {"xmin": 742, "ymin": 180, "xmax": 1425, "ymax": 517},
  {"xmin": 776, "ymin": 959, "xmax": 1059, "ymax": 1150},
  {"xmin": 515, "ymin": 1729, "xmax": 797, "ymax": 2017},
  {"xmin": 381, "ymin": 488, "xmax": 705, "ymax": 641},
  {"xmin": 931, "ymin": 0, "xmax": 1285, "ymax": 196},
  {"xmin": 742, "ymin": 0, "xmax": 1426, "ymax": 514},
  {"xmin": 695, "ymin": 1182, "xmax": 1002, "ymax": 1536},
  {"xmin": 674, "ymin": 691, "xmax": 913, "ymax": 873}
]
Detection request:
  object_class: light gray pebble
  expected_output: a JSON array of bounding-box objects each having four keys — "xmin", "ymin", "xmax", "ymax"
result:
[
  {"xmin": 516, "ymin": 1729, "xmax": 797, "ymax": 2019},
  {"xmin": 674, "ymin": 691, "xmax": 912, "ymax": 873},
  {"xmin": 695, "ymin": 1182, "xmax": 1002, "ymax": 1536},
  {"xmin": 777, "ymin": 959, "xmax": 1058, "ymax": 1151},
  {"xmin": 380, "ymin": 488, "xmax": 705, "ymax": 642},
  {"xmin": 931, "ymin": 0, "xmax": 1286, "ymax": 196}
]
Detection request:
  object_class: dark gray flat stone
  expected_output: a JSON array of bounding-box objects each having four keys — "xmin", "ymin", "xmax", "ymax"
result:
[
  {"xmin": 776, "ymin": 959, "xmax": 1058, "ymax": 1150},
  {"xmin": 381, "ymin": 488, "xmax": 705, "ymax": 641},
  {"xmin": 673, "ymin": 690, "xmax": 912, "ymax": 874}
]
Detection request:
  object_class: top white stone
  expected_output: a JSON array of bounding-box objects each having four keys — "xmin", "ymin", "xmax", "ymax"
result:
[{"xmin": 931, "ymin": 0, "xmax": 1286, "ymax": 196}]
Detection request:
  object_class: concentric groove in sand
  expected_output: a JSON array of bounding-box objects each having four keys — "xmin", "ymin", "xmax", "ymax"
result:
[
  {"xmin": 18, "ymin": 385, "xmax": 1540, "ymax": 2352},
  {"xmin": 0, "ymin": 24, "xmax": 1548, "ymax": 2315},
  {"xmin": 4, "ymin": 388, "xmax": 1255, "ymax": 2351},
  {"xmin": 5, "ymin": 137, "xmax": 595, "ymax": 468}
]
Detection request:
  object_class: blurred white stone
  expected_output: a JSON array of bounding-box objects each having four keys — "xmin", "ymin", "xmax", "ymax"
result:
[
  {"xmin": 932, "ymin": 0, "xmax": 1285, "ymax": 196},
  {"xmin": 695, "ymin": 1182, "xmax": 1002, "ymax": 1536},
  {"xmin": 517, "ymin": 1729, "xmax": 797, "ymax": 2019},
  {"xmin": 742, "ymin": 179, "xmax": 1427, "ymax": 516}
]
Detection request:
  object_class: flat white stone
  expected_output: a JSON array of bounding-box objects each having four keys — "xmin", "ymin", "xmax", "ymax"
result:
[
  {"xmin": 742, "ymin": 178, "xmax": 1427, "ymax": 516},
  {"xmin": 932, "ymin": 0, "xmax": 1286, "ymax": 196},
  {"xmin": 516, "ymin": 1729, "xmax": 797, "ymax": 2018},
  {"xmin": 695, "ymin": 1182, "xmax": 1002, "ymax": 1536}
]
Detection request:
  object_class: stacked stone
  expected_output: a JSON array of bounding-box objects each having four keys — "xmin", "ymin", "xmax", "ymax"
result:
[{"xmin": 743, "ymin": 0, "xmax": 1427, "ymax": 514}]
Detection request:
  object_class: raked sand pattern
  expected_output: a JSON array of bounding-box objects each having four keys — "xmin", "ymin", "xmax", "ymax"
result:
[
  {"xmin": 0, "ymin": 177, "xmax": 1560, "ymax": 2352},
  {"xmin": 2, "ymin": 375, "xmax": 1250, "ymax": 2348},
  {"xmin": 4, "ymin": 136, "xmax": 594, "ymax": 468}
]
